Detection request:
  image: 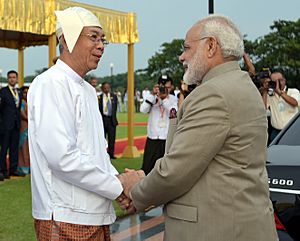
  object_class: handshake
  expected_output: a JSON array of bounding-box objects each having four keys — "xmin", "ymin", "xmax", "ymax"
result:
[{"xmin": 116, "ymin": 168, "xmax": 146, "ymax": 214}]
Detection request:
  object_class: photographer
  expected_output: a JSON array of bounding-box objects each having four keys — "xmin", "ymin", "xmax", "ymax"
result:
[
  {"xmin": 140, "ymin": 75, "xmax": 178, "ymax": 174},
  {"xmin": 261, "ymin": 71, "xmax": 299, "ymax": 142}
]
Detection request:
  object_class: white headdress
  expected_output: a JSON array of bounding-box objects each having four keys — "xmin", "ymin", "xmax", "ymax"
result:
[{"xmin": 55, "ymin": 7, "xmax": 102, "ymax": 53}]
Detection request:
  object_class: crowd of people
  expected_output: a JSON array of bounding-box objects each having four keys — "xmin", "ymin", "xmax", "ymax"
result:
[{"xmin": 1, "ymin": 5, "xmax": 299, "ymax": 241}]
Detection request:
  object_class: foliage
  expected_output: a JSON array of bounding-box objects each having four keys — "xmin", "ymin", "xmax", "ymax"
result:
[
  {"xmin": 245, "ymin": 19, "xmax": 300, "ymax": 88},
  {"xmin": 146, "ymin": 39, "xmax": 184, "ymax": 88}
]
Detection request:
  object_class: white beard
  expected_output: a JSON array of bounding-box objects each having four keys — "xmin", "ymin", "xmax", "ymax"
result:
[{"xmin": 183, "ymin": 47, "xmax": 209, "ymax": 86}]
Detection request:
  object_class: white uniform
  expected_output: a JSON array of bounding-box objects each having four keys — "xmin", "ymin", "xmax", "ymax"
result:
[
  {"xmin": 267, "ymin": 87, "xmax": 300, "ymax": 129},
  {"xmin": 140, "ymin": 94, "xmax": 178, "ymax": 140},
  {"xmin": 28, "ymin": 59, "xmax": 123, "ymax": 225}
]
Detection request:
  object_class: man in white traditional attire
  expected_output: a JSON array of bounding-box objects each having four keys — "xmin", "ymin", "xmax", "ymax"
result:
[{"xmin": 27, "ymin": 7, "xmax": 124, "ymax": 240}]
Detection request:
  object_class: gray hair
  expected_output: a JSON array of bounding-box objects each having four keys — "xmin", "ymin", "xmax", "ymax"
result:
[
  {"xmin": 58, "ymin": 37, "xmax": 64, "ymax": 54},
  {"xmin": 197, "ymin": 15, "xmax": 244, "ymax": 60}
]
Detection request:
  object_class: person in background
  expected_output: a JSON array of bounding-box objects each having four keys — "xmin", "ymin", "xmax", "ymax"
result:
[
  {"xmin": 99, "ymin": 82, "xmax": 118, "ymax": 159},
  {"xmin": 140, "ymin": 75, "xmax": 178, "ymax": 175},
  {"xmin": 18, "ymin": 86, "xmax": 30, "ymax": 174},
  {"xmin": 116, "ymin": 90, "xmax": 122, "ymax": 112},
  {"xmin": 262, "ymin": 71, "xmax": 299, "ymax": 142},
  {"xmin": 123, "ymin": 89, "xmax": 128, "ymax": 112},
  {"xmin": 174, "ymin": 86, "xmax": 180, "ymax": 97},
  {"xmin": 134, "ymin": 88, "xmax": 141, "ymax": 112},
  {"xmin": 0, "ymin": 70, "xmax": 25, "ymax": 180},
  {"xmin": 89, "ymin": 76, "xmax": 98, "ymax": 89},
  {"xmin": 243, "ymin": 52, "xmax": 256, "ymax": 78},
  {"xmin": 142, "ymin": 86, "xmax": 150, "ymax": 100},
  {"xmin": 28, "ymin": 7, "xmax": 124, "ymax": 240},
  {"xmin": 178, "ymin": 80, "xmax": 196, "ymax": 108}
]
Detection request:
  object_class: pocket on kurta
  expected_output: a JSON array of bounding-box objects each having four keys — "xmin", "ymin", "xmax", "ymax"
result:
[{"xmin": 166, "ymin": 203, "xmax": 198, "ymax": 222}]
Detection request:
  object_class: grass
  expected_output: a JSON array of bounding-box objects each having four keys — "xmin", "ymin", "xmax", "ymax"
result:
[
  {"xmin": 0, "ymin": 156, "xmax": 143, "ymax": 241},
  {"xmin": 0, "ymin": 177, "xmax": 34, "ymax": 241},
  {"xmin": 117, "ymin": 112, "xmax": 148, "ymax": 123},
  {"xmin": 116, "ymin": 112, "xmax": 148, "ymax": 139},
  {"xmin": 116, "ymin": 126, "xmax": 147, "ymax": 139}
]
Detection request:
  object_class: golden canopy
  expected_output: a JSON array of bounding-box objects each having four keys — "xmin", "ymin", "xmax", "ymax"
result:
[{"xmin": 0, "ymin": 0, "xmax": 139, "ymax": 49}]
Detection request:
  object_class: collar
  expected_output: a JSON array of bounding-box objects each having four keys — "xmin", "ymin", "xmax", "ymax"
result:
[
  {"xmin": 8, "ymin": 84, "xmax": 16, "ymax": 89},
  {"xmin": 55, "ymin": 59, "xmax": 84, "ymax": 85},
  {"xmin": 202, "ymin": 61, "xmax": 241, "ymax": 85}
]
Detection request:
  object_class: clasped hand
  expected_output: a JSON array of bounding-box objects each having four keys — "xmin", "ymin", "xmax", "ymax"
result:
[{"xmin": 116, "ymin": 168, "xmax": 145, "ymax": 214}]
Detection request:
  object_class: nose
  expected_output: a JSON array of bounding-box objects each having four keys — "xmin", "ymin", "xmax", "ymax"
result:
[
  {"xmin": 179, "ymin": 52, "xmax": 184, "ymax": 63},
  {"xmin": 96, "ymin": 41, "xmax": 104, "ymax": 51}
]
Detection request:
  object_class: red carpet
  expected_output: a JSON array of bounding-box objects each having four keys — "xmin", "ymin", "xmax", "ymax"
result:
[{"xmin": 115, "ymin": 136, "xmax": 147, "ymax": 156}]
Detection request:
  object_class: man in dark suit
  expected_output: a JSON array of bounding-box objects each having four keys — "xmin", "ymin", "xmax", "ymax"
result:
[
  {"xmin": 0, "ymin": 70, "xmax": 25, "ymax": 179},
  {"xmin": 99, "ymin": 82, "xmax": 118, "ymax": 159}
]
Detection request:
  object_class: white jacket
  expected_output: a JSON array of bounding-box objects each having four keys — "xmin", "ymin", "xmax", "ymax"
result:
[{"xmin": 28, "ymin": 60, "xmax": 123, "ymax": 225}]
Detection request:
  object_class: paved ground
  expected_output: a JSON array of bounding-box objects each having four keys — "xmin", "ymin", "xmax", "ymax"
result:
[{"xmin": 111, "ymin": 207, "xmax": 165, "ymax": 241}]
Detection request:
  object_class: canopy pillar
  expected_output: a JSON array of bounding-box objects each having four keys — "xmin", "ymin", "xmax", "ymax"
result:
[
  {"xmin": 18, "ymin": 47, "xmax": 24, "ymax": 87},
  {"xmin": 48, "ymin": 33, "xmax": 57, "ymax": 67},
  {"xmin": 122, "ymin": 43, "xmax": 140, "ymax": 158}
]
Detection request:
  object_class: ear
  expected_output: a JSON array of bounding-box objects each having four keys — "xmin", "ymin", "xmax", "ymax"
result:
[
  {"xmin": 207, "ymin": 37, "xmax": 218, "ymax": 58},
  {"xmin": 60, "ymin": 35, "xmax": 70, "ymax": 53}
]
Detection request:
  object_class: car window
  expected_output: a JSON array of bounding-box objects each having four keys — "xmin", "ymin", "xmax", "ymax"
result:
[{"xmin": 277, "ymin": 115, "xmax": 300, "ymax": 145}]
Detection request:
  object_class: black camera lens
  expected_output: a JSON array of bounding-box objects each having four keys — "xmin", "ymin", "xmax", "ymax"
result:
[
  {"xmin": 159, "ymin": 86, "xmax": 167, "ymax": 94},
  {"xmin": 269, "ymin": 81, "xmax": 276, "ymax": 89}
]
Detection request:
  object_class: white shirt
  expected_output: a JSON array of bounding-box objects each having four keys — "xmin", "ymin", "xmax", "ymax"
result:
[
  {"xmin": 142, "ymin": 89, "xmax": 150, "ymax": 100},
  {"xmin": 28, "ymin": 59, "xmax": 123, "ymax": 225},
  {"xmin": 140, "ymin": 94, "xmax": 178, "ymax": 140},
  {"xmin": 267, "ymin": 87, "xmax": 300, "ymax": 129}
]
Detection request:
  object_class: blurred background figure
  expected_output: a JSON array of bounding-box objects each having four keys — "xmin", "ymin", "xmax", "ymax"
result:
[
  {"xmin": 123, "ymin": 89, "xmax": 128, "ymax": 112},
  {"xmin": 178, "ymin": 80, "xmax": 196, "ymax": 109},
  {"xmin": 0, "ymin": 70, "xmax": 25, "ymax": 180},
  {"xmin": 140, "ymin": 75, "xmax": 178, "ymax": 174},
  {"xmin": 134, "ymin": 88, "xmax": 141, "ymax": 112},
  {"xmin": 89, "ymin": 76, "xmax": 102, "ymax": 96},
  {"xmin": 18, "ymin": 86, "xmax": 30, "ymax": 174},
  {"xmin": 99, "ymin": 82, "xmax": 118, "ymax": 159},
  {"xmin": 116, "ymin": 90, "xmax": 122, "ymax": 112},
  {"xmin": 142, "ymin": 86, "xmax": 150, "ymax": 100},
  {"xmin": 261, "ymin": 71, "xmax": 299, "ymax": 142}
]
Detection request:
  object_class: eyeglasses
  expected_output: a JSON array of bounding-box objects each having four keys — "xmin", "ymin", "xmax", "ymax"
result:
[
  {"xmin": 81, "ymin": 33, "xmax": 109, "ymax": 46},
  {"xmin": 181, "ymin": 36, "xmax": 214, "ymax": 52}
]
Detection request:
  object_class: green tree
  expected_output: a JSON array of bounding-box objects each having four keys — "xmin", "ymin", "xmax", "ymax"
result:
[
  {"xmin": 245, "ymin": 19, "xmax": 300, "ymax": 88},
  {"xmin": 146, "ymin": 39, "xmax": 184, "ymax": 87}
]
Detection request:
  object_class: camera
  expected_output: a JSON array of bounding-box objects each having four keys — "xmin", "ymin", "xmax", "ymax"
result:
[
  {"xmin": 158, "ymin": 74, "xmax": 170, "ymax": 86},
  {"xmin": 268, "ymin": 80, "xmax": 276, "ymax": 90},
  {"xmin": 157, "ymin": 74, "xmax": 173, "ymax": 95},
  {"xmin": 159, "ymin": 86, "xmax": 167, "ymax": 94}
]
